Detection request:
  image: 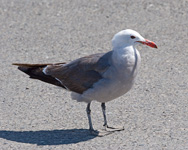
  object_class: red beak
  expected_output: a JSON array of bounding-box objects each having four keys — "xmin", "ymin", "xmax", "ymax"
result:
[{"xmin": 137, "ymin": 39, "xmax": 158, "ymax": 48}]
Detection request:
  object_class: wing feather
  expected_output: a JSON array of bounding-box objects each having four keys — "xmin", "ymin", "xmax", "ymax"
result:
[{"xmin": 44, "ymin": 52, "xmax": 112, "ymax": 94}]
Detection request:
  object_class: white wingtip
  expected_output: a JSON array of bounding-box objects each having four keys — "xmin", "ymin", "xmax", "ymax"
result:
[{"xmin": 42, "ymin": 66, "xmax": 48, "ymax": 75}]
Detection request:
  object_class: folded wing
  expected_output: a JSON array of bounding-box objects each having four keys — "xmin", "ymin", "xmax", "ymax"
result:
[{"xmin": 14, "ymin": 51, "xmax": 112, "ymax": 94}]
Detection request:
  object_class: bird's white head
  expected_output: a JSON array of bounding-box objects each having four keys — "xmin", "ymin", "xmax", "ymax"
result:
[{"xmin": 112, "ymin": 29, "xmax": 157, "ymax": 49}]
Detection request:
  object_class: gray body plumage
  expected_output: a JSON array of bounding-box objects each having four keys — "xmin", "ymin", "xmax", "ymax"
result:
[
  {"xmin": 71, "ymin": 46, "xmax": 141, "ymax": 103},
  {"xmin": 42, "ymin": 45, "xmax": 141, "ymax": 103}
]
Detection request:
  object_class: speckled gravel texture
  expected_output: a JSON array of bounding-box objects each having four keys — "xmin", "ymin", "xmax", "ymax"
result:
[{"xmin": 0, "ymin": 0, "xmax": 188, "ymax": 149}]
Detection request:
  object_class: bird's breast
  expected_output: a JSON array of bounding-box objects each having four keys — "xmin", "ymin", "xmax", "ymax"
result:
[{"xmin": 111, "ymin": 47, "xmax": 141, "ymax": 79}]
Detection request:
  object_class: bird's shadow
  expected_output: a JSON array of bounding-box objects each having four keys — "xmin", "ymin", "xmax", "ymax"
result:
[{"xmin": 0, "ymin": 129, "xmax": 97, "ymax": 145}]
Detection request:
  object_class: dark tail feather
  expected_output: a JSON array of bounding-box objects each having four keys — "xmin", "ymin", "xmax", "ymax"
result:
[{"xmin": 12, "ymin": 63, "xmax": 65, "ymax": 88}]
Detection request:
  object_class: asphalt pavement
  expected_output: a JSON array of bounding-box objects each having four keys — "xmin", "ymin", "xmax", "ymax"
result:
[{"xmin": 0, "ymin": 0, "xmax": 188, "ymax": 149}]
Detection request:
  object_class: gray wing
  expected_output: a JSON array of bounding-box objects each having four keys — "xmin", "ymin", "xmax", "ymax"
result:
[{"xmin": 44, "ymin": 51, "xmax": 112, "ymax": 94}]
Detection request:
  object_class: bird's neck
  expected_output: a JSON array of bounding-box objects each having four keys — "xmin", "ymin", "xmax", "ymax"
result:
[
  {"xmin": 111, "ymin": 45, "xmax": 141, "ymax": 79},
  {"xmin": 112, "ymin": 45, "xmax": 137, "ymax": 66}
]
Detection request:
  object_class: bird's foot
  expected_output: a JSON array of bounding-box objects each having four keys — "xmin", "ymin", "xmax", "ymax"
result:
[
  {"xmin": 103, "ymin": 125, "xmax": 124, "ymax": 132},
  {"xmin": 89, "ymin": 129, "xmax": 113, "ymax": 137},
  {"xmin": 89, "ymin": 125, "xmax": 124, "ymax": 136}
]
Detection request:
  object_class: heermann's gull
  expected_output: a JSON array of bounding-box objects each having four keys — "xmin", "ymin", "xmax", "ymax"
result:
[{"xmin": 13, "ymin": 29, "xmax": 157, "ymax": 136}]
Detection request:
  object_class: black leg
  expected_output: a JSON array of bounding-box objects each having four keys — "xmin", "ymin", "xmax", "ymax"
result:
[
  {"xmin": 86, "ymin": 102, "xmax": 124, "ymax": 136},
  {"xmin": 101, "ymin": 103, "xmax": 108, "ymax": 127},
  {"xmin": 86, "ymin": 102, "xmax": 94, "ymax": 131},
  {"xmin": 101, "ymin": 102, "xmax": 124, "ymax": 132}
]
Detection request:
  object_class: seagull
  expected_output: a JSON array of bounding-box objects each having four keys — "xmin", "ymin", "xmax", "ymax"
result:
[{"xmin": 13, "ymin": 29, "xmax": 157, "ymax": 136}]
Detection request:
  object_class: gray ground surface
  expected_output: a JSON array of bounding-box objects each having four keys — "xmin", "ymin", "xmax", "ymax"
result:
[{"xmin": 0, "ymin": 0, "xmax": 188, "ymax": 149}]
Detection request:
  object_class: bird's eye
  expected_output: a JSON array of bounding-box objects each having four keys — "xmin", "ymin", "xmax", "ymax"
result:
[{"xmin": 131, "ymin": 36, "xmax": 136, "ymax": 39}]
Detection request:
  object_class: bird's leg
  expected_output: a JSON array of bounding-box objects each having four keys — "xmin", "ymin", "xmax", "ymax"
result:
[
  {"xmin": 101, "ymin": 103, "xmax": 107, "ymax": 127},
  {"xmin": 86, "ymin": 102, "xmax": 94, "ymax": 131},
  {"xmin": 86, "ymin": 102, "xmax": 112, "ymax": 136},
  {"xmin": 101, "ymin": 103, "xmax": 124, "ymax": 132}
]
